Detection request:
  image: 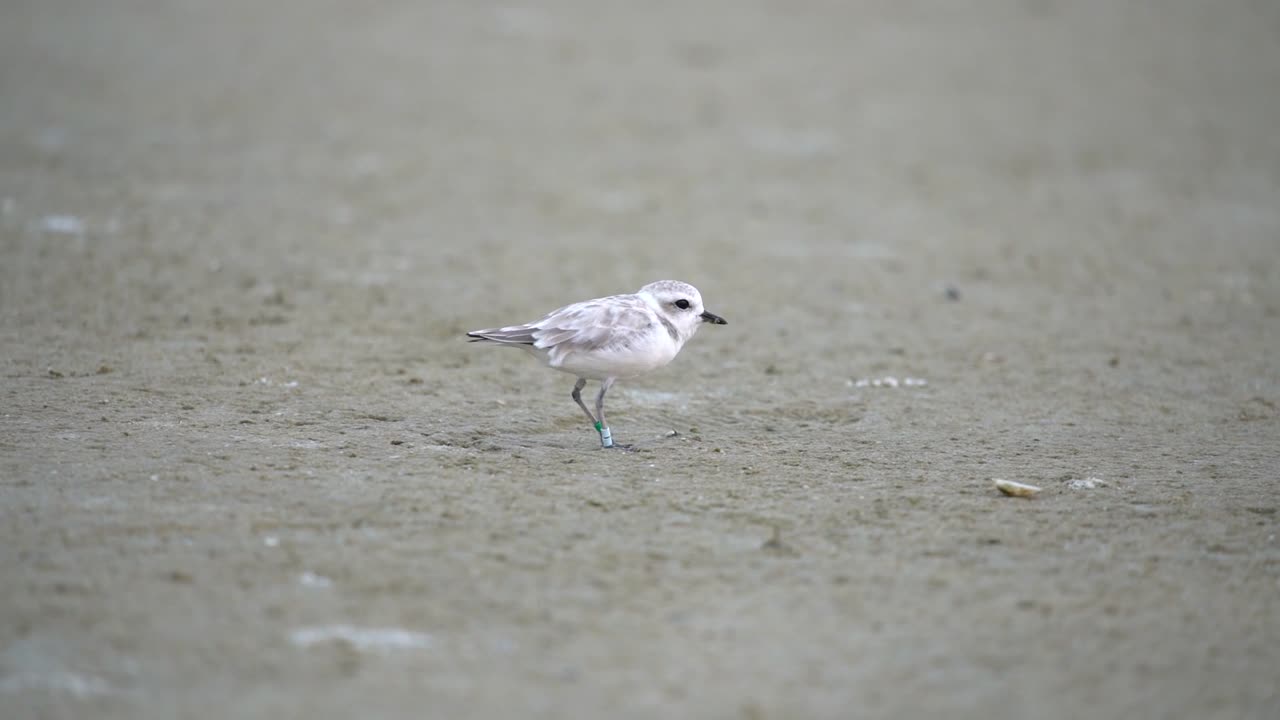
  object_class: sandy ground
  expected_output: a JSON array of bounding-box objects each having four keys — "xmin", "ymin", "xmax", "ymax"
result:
[{"xmin": 2, "ymin": 0, "xmax": 1279, "ymax": 718}]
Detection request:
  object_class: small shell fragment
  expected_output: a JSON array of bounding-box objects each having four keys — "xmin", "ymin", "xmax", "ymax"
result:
[{"xmin": 993, "ymin": 479, "xmax": 1041, "ymax": 498}]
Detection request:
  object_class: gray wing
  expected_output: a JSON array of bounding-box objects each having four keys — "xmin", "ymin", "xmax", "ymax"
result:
[
  {"xmin": 467, "ymin": 294, "xmax": 656, "ymax": 360},
  {"xmin": 532, "ymin": 297, "xmax": 657, "ymax": 363}
]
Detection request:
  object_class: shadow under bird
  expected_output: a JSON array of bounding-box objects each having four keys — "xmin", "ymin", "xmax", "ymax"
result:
[{"xmin": 467, "ymin": 280, "xmax": 727, "ymax": 449}]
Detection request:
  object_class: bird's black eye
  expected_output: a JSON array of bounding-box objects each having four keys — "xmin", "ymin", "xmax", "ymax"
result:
[{"xmin": 674, "ymin": 299, "xmax": 691, "ymax": 310}]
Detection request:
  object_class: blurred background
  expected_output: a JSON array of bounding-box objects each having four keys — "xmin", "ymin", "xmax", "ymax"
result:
[
  {"xmin": 6, "ymin": 0, "xmax": 1276, "ymax": 326},
  {"xmin": 2, "ymin": 1, "xmax": 1278, "ymax": 718}
]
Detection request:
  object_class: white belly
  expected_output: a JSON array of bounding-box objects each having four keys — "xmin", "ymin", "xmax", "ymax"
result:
[{"xmin": 539, "ymin": 334, "xmax": 682, "ymax": 380}]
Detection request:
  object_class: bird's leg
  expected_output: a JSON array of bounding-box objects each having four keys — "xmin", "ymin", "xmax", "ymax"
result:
[
  {"xmin": 571, "ymin": 377, "xmax": 598, "ymax": 425},
  {"xmin": 594, "ymin": 377, "xmax": 629, "ymax": 449}
]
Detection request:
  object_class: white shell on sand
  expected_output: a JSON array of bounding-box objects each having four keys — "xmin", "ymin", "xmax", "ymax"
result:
[{"xmin": 994, "ymin": 479, "xmax": 1042, "ymax": 497}]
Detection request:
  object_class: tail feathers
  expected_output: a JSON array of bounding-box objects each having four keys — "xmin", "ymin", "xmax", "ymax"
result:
[{"xmin": 467, "ymin": 327, "xmax": 538, "ymax": 345}]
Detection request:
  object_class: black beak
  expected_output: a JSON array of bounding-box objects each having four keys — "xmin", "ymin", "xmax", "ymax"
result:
[{"xmin": 700, "ymin": 310, "xmax": 727, "ymax": 325}]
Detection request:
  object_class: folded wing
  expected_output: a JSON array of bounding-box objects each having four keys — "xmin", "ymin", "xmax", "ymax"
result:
[{"xmin": 467, "ymin": 295, "xmax": 656, "ymax": 367}]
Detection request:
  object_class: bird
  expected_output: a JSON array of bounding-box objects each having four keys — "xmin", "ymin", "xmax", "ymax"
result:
[{"xmin": 467, "ymin": 280, "xmax": 727, "ymax": 449}]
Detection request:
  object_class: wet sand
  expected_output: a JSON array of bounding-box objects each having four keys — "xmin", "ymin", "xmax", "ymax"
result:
[{"xmin": 2, "ymin": 1, "xmax": 1278, "ymax": 717}]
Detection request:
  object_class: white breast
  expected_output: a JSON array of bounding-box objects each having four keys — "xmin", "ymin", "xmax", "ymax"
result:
[{"xmin": 548, "ymin": 325, "xmax": 683, "ymax": 380}]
